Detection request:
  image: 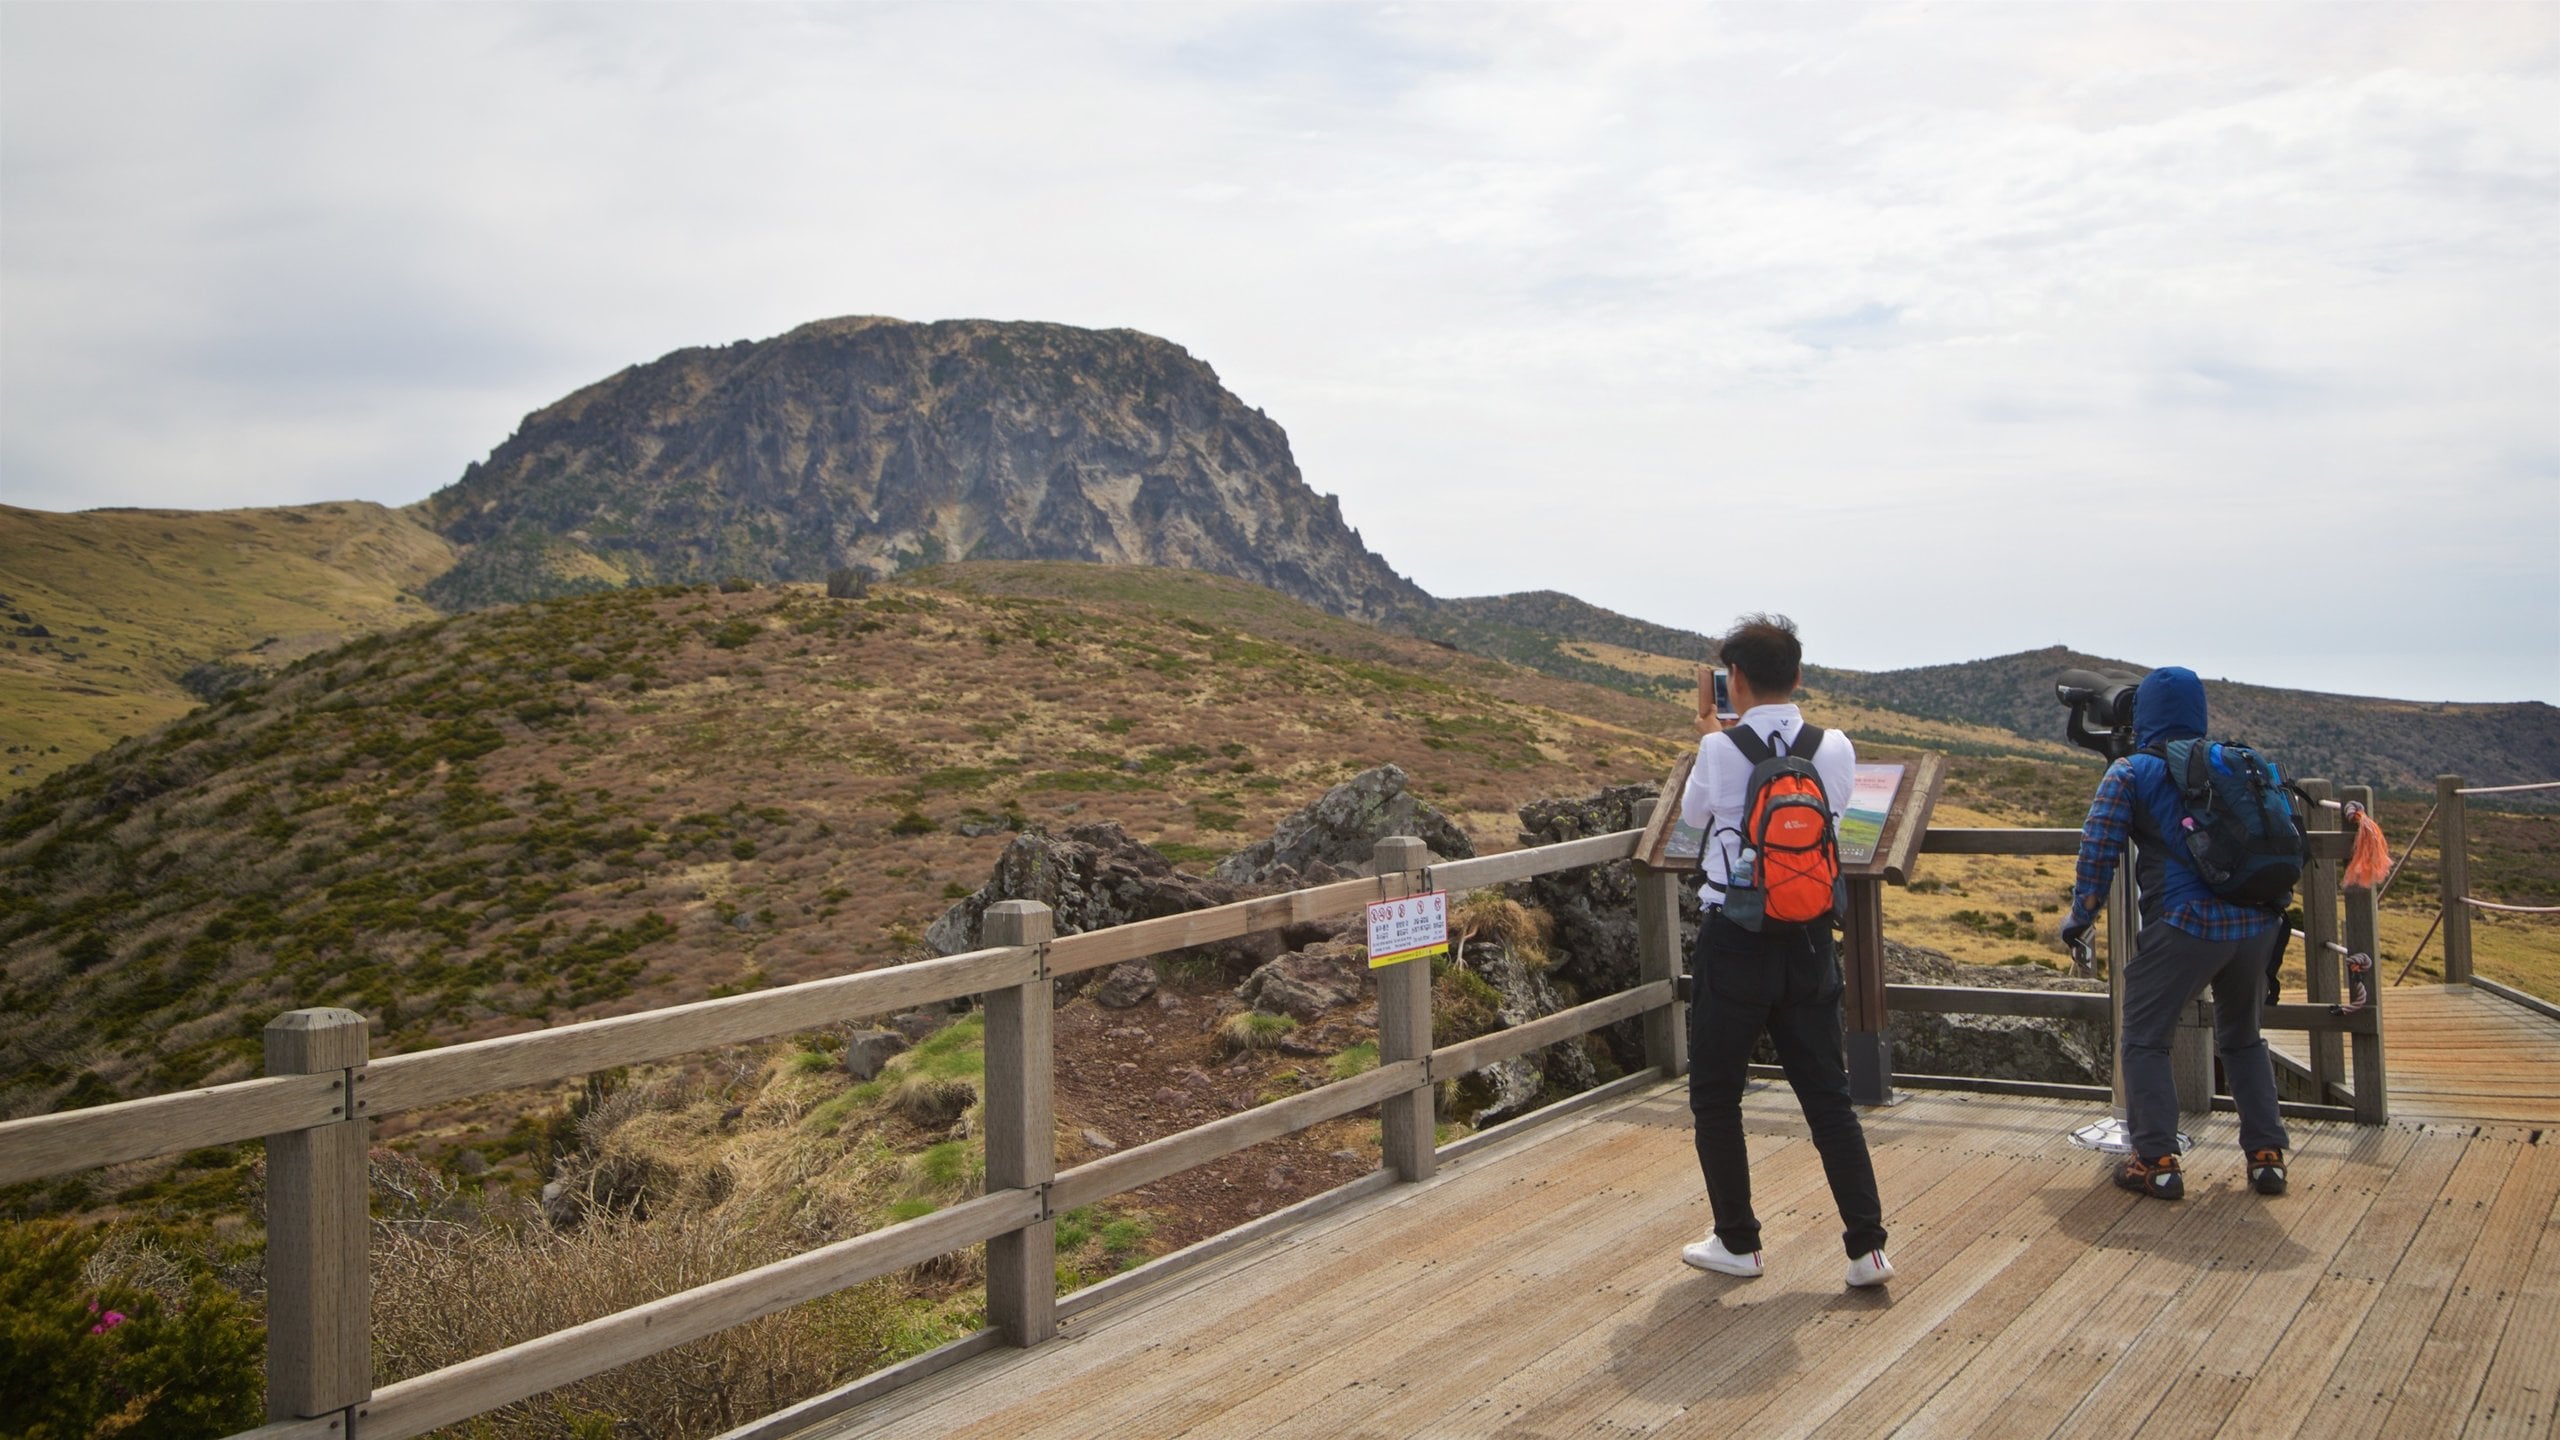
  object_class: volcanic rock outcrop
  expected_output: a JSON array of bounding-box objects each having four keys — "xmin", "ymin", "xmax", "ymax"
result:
[{"xmin": 416, "ymin": 317, "xmax": 1428, "ymax": 620}]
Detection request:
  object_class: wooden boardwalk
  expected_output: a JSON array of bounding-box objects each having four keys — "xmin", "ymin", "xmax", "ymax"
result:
[
  {"xmin": 795, "ymin": 1084, "xmax": 2560, "ymax": 1439},
  {"xmin": 2273, "ymin": 984, "xmax": 2560, "ymax": 1127}
]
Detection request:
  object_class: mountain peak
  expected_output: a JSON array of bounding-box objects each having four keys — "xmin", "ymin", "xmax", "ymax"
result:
[{"xmin": 414, "ymin": 317, "xmax": 1422, "ymax": 619}]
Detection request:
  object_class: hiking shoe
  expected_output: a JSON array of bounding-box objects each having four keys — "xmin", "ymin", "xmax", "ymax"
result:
[
  {"xmin": 2249, "ymin": 1149, "xmax": 2288, "ymax": 1196},
  {"xmin": 1846, "ymin": 1249, "xmax": 1895, "ymax": 1289},
  {"xmin": 1682, "ymin": 1236, "xmax": 1763, "ymax": 1278},
  {"xmin": 2114, "ymin": 1153, "xmax": 2183, "ymax": 1200}
]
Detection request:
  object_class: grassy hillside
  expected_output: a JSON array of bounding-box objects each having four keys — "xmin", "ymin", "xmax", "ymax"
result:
[
  {"xmin": 0, "ymin": 502, "xmax": 454, "ymax": 795},
  {"xmin": 0, "ymin": 562, "xmax": 1697, "ymax": 1119}
]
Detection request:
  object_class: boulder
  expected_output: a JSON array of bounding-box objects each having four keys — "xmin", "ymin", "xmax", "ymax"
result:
[
  {"xmin": 1234, "ymin": 940, "xmax": 1371, "ymax": 1021},
  {"xmin": 842, "ymin": 1029, "xmax": 909, "ymax": 1081},
  {"xmin": 889, "ymin": 1009, "xmax": 945, "ymax": 1044},
  {"xmin": 1882, "ymin": 939, "xmax": 2110, "ymax": 1085},
  {"xmin": 1212, "ymin": 765, "xmax": 1474, "ymax": 886},
  {"xmin": 1092, "ymin": 961, "xmax": 1159, "ymax": 1009},
  {"xmin": 1889, "ymin": 1010, "xmax": 2108, "ymax": 1085},
  {"xmin": 926, "ymin": 821, "xmax": 1244, "ymax": 955},
  {"xmin": 1511, "ymin": 783, "xmax": 1698, "ymax": 1070},
  {"xmin": 1459, "ymin": 936, "xmax": 1597, "ymax": 1126}
]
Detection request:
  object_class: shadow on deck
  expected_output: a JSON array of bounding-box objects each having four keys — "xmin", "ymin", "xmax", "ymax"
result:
[{"xmin": 775, "ymin": 1083, "xmax": 2558, "ymax": 1440}]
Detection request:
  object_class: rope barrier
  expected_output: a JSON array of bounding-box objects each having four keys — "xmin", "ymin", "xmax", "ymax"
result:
[
  {"xmin": 2455, "ymin": 780, "xmax": 2560, "ymax": 795},
  {"xmin": 2393, "ymin": 909, "xmax": 2446, "ymax": 987},
  {"xmin": 2464, "ymin": 897, "xmax": 2560, "ymax": 914}
]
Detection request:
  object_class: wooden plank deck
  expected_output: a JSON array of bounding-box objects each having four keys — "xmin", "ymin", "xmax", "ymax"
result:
[
  {"xmin": 791, "ymin": 1083, "xmax": 2560, "ymax": 1439},
  {"xmin": 2272, "ymin": 984, "xmax": 2560, "ymax": 1127}
]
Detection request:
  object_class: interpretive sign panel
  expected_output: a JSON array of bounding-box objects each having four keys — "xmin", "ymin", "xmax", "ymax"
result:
[
  {"xmin": 1367, "ymin": 891, "xmax": 1449, "ymax": 969},
  {"xmin": 1842, "ymin": 752, "xmax": 1947, "ymax": 884},
  {"xmin": 1636, "ymin": 753, "xmax": 1705, "ymax": 871},
  {"xmin": 1837, "ymin": 764, "xmax": 1905, "ymax": 867},
  {"xmin": 1640, "ymin": 746, "xmax": 1945, "ymax": 883}
]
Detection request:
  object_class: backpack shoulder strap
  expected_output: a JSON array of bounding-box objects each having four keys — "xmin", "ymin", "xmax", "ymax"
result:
[
  {"xmin": 1724, "ymin": 725, "xmax": 1774, "ymax": 766},
  {"xmin": 1789, "ymin": 724, "xmax": 1825, "ymax": 759},
  {"xmin": 2180, "ymin": 739, "xmax": 2217, "ymax": 802}
]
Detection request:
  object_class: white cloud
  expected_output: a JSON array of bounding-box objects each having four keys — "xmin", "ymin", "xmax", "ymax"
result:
[{"xmin": 1, "ymin": 1, "xmax": 2552, "ymax": 700}]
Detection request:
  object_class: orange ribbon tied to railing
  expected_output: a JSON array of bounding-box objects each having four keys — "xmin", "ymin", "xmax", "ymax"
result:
[{"xmin": 2340, "ymin": 800, "xmax": 2392, "ymax": 890}]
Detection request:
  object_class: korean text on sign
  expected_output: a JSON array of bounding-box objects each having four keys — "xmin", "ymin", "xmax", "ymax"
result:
[{"xmin": 1367, "ymin": 891, "xmax": 1449, "ymax": 970}]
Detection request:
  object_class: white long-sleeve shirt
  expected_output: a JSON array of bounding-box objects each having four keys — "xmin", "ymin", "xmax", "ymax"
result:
[{"xmin": 1678, "ymin": 702, "xmax": 1856, "ymax": 906}]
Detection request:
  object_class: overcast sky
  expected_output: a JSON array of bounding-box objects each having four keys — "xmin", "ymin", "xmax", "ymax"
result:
[{"xmin": 3, "ymin": 3, "xmax": 2553, "ymax": 702}]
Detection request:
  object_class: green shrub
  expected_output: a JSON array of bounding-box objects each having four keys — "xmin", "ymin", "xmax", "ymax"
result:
[{"xmin": 0, "ymin": 1220, "xmax": 263, "ymax": 1440}]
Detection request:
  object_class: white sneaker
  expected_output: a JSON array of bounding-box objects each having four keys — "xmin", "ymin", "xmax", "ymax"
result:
[
  {"xmin": 1845, "ymin": 1249, "xmax": 1895, "ymax": 1288},
  {"xmin": 1682, "ymin": 1236, "xmax": 1764, "ymax": 1278}
]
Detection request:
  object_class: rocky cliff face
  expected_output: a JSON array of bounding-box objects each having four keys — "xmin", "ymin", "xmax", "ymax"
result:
[{"xmin": 414, "ymin": 317, "xmax": 1428, "ymax": 621}]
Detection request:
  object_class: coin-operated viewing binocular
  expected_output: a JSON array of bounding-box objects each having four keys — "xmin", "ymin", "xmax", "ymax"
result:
[{"xmin": 2054, "ymin": 668, "xmax": 2141, "ymax": 762}]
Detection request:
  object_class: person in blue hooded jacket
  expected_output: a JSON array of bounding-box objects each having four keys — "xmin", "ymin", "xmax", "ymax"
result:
[{"xmin": 2060, "ymin": 666, "xmax": 2290, "ymax": 1201}]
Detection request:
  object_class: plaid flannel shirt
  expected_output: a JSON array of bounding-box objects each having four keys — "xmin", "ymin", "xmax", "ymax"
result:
[{"xmin": 2066, "ymin": 758, "xmax": 2278, "ymax": 943}]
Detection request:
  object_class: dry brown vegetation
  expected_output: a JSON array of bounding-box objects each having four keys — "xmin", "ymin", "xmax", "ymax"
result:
[{"xmin": 365, "ymin": 1044, "xmax": 995, "ymax": 1440}]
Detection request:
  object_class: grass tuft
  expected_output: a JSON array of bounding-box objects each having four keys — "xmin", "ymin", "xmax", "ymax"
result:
[{"xmin": 1217, "ymin": 1010, "xmax": 1297, "ymax": 1055}]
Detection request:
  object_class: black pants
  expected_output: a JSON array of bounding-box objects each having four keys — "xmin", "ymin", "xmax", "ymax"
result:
[
  {"xmin": 2120, "ymin": 922, "xmax": 2291, "ymax": 1164},
  {"xmin": 1687, "ymin": 910, "xmax": 1888, "ymax": 1258}
]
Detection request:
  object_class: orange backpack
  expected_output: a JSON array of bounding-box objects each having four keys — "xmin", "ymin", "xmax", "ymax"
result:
[{"xmin": 1719, "ymin": 725, "xmax": 1844, "ymax": 931}]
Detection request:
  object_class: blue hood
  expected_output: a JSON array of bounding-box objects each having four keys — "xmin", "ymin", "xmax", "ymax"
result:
[{"xmin": 2133, "ymin": 666, "xmax": 2208, "ymax": 749}]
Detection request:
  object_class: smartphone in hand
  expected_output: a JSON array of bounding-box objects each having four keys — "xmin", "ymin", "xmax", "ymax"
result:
[{"xmin": 1710, "ymin": 667, "xmax": 1736, "ymax": 721}]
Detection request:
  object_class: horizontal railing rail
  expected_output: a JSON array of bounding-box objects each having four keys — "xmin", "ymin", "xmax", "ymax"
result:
[{"xmin": 0, "ymin": 1072, "xmax": 350, "ymax": 1189}]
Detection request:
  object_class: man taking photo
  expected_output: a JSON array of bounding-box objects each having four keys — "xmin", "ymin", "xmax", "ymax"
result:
[{"xmin": 1678, "ymin": 614, "xmax": 1893, "ymax": 1289}]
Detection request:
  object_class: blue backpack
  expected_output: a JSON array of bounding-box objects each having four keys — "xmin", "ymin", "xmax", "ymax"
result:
[{"xmin": 2141, "ymin": 738, "xmax": 2308, "ymax": 909}]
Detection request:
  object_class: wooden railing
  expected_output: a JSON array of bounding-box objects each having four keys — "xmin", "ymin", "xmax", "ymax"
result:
[
  {"xmin": 0, "ymin": 829, "xmax": 1676, "ymax": 1440},
  {"xmin": 0, "ymin": 815, "xmax": 2397, "ymax": 1439},
  {"xmin": 1852, "ymin": 804, "xmax": 2384, "ymax": 1125}
]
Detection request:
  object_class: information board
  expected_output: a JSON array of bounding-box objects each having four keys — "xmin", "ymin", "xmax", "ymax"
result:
[
  {"xmin": 1836, "ymin": 764, "xmax": 1905, "ymax": 867},
  {"xmin": 1637, "ymin": 746, "xmax": 1946, "ymax": 885},
  {"xmin": 1367, "ymin": 891, "xmax": 1449, "ymax": 969}
]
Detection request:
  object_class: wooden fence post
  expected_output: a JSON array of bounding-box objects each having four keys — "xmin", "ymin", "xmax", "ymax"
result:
[
  {"xmin": 2436, "ymin": 774, "xmax": 2472, "ymax": 985},
  {"xmin": 981, "ymin": 900, "xmax": 1057, "ymax": 1348},
  {"xmin": 263, "ymin": 1007, "xmax": 371, "ymax": 1426},
  {"xmin": 2299, "ymin": 779, "xmax": 2344, "ymax": 1096},
  {"xmin": 2106, "ymin": 864, "xmax": 2135, "ymax": 1117},
  {"xmin": 1842, "ymin": 878, "xmax": 1894, "ymax": 1106},
  {"xmin": 1373, "ymin": 836, "xmax": 1436, "ymax": 1183},
  {"xmin": 2172, "ymin": 1004, "xmax": 2213, "ymax": 1118},
  {"xmin": 1629, "ymin": 792, "xmax": 1687, "ymax": 1079},
  {"xmin": 2344, "ymin": 786, "xmax": 2389, "ymax": 1125}
]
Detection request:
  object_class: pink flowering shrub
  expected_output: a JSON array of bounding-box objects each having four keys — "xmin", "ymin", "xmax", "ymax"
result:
[{"xmin": 0, "ymin": 1221, "xmax": 261, "ymax": 1440}]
